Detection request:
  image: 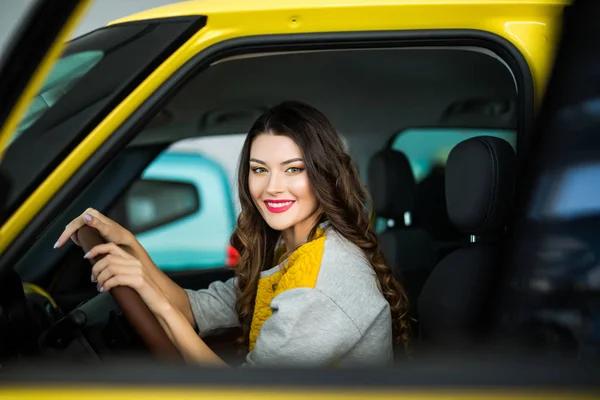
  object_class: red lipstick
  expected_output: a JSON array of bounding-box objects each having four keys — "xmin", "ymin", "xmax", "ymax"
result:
[{"xmin": 264, "ymin": 199, "xmax": 295, "ymax": 213}]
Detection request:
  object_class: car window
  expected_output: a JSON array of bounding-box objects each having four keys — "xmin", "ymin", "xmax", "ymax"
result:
[
  {"xmin": 0, "ymin": 17, "xmax": 205, "ymax": 225},
  {"xmin": 128, "ymin": 128, "xmax": 518, "ymax": 266},
  {"xmin": 10, "ymin": 50, "xmax": 104, "ymax": 144}
]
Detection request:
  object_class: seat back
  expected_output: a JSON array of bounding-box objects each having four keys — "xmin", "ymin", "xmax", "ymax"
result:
[
  {"xmin": 414, "ymin": 164, "xmax": 467, "ymax": 261},
  {"xmin": 417, "ymin": 136, "xmax": 517, "ymax": 345}
]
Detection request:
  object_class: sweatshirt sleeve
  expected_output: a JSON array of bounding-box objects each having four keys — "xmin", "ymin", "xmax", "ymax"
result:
[
  {"xmin": 184, "ymin": 277, "xmax": 239, "ymax": 337},
  {"xmin": 243, "ymin": 288, "xmax": 362, "ymax": 367}
]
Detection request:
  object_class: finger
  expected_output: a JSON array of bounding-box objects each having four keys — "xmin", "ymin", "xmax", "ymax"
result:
[
  {"xmin": 91, "ymin": 253, "xmax": 138, "ymax": 281},
  {"xmin": 102, "ymin": 273, "xmax": 146, "ymax": 293},
  {"xmin": 102, "ymin": 273, "xmax": 169, "ymax": 316},
  {"xmin": 79, "ymin": 208, "xmax": 114, "ymax": 240},
  {"xmin": 71, "ymin": 233, "xmax": 81, "ymax": 247},
  {"xmin": 85, "ymin": 242, "xmax": 133, "ymax": 262},
  {"xmin": 90, "ymin": 254, "xmax": 120, "ymax": 281},
  {"xmin": 55, "ymin": 215, "xmax": 86, "ymax": 249},
  {"xmin": 83, "ymin": 207, "xmax": 110, "ymax": 223},
  {"xmin": 55, "ymin": 208, "xmax": 108, "ymax": 249},
  {"xmin": 95, "ymin": 264, "xmax": 141, "ymax": 290}
]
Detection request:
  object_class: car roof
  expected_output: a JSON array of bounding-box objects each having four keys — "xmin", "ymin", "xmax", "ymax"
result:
[{"xmin": 110, "ymin": 0, "xmax": 570, "ymax": 25}]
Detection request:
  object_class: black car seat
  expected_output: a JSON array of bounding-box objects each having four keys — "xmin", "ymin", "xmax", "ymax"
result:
[
  {"xmin": 368, "ymin": 149, "xmax": 436, "ymax": 307},
  {"xmin": 417, "ymin": 136, "xmax": 517, "ymax": 346},
  {"xmin": 414, "ymin": 163, "xmax": 467, "ymax": 261}
]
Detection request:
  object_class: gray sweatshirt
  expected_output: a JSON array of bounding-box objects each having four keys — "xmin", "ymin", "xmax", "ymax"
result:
[{"xmin": 184, "ymin": 227, "xmax": 393, "ymax": 367}]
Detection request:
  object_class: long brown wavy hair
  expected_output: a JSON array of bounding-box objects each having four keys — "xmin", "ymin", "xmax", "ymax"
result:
[{"xmin": 230, "ymin": 101, "xmax": 411, "ymax": 351}]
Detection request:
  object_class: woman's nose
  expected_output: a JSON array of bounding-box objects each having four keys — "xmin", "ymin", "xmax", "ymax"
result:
[{"xmin": 266, "ymin": 171, "xmax": 284, "ymax": 195}]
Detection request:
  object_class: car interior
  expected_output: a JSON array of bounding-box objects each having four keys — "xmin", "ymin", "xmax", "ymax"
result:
[{"xmin": 1, "ymin": 43, "xmax": 524, "ymax": 364}]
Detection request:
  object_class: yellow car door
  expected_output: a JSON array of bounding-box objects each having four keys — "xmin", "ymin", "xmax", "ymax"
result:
[
  {"xmin": 1, "ymin": 1, "xmax": 598, "ymax": 399},
  {"xmin": 0, "ymin": 0, "xmax": 566, "ymax": 256}
]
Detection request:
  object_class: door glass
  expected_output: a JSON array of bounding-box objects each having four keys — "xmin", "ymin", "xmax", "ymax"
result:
[
  {"xmin": 0, "ymin": 0, "xmax": 93, "ymax": 223},
  {"xmin": 0, "ymin": 17, "xmax": 206, "ymax": 224},
  {"xmin": 11, "ymin": 50, "xmax": 103, "ymax": 143},
  {"xmin": 0, "ymin": 2, "xmax": 36, "ymax": 56}
]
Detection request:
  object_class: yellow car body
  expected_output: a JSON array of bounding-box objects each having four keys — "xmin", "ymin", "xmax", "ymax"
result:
[
  {"xmin": 0, "ymin": 0, "xmax": 566, "ymax": 254},
  {"xmin": 2, "ymin": 1, "xmax": 595, "ymax": 399}
]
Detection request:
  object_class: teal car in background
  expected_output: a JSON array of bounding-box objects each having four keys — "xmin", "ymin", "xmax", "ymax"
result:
[{"xmin": 108, "ymin": 151, "xmax": 239, "ymax": 272}]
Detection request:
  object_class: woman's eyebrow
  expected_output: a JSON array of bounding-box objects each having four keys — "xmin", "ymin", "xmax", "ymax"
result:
[
  {"xmin": 249, "ymin": 157, "xmax": 303, "ymax": 165},
  {"xmin": 249, "ymin": 158, "xmax": 266, "ymax": 165},
  {"xmin": 281, "ymin": 158, "xmax": 303, "ymax": 165}
]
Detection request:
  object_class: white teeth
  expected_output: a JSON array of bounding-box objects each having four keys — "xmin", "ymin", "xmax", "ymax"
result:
[{"xmin": 267, "ymin": 201, "xmax": 292, "ymax": 208}]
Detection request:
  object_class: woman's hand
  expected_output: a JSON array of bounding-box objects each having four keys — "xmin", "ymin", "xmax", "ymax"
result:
[
  {"xmin": 54, "ymin": 208, "xmax": 197, "ymax": 329},
  {"xmin": 54, "ymin": 207, "xmax": 137, "ymax": 255},
  {"xmin": 87, "ymin": 237, "xmax": 227, "ymax": 366},
  {"xmin": 88, "ymin": 242, "xmax": 171, "ymax": 316}
]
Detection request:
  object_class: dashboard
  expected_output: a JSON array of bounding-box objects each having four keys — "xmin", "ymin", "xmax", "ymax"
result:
[{"xmin": 0, "ymin": 271, "xmax": 146, "ymax": 364}]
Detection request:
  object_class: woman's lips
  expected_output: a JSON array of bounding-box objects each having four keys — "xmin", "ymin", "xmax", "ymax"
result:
[{"xmin": 264, "ymin": 200, "xmax": 295, "ymax": 213}]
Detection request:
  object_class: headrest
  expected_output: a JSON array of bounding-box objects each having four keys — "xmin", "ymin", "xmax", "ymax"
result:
[
  {"xmin": 414, "ymin": 165, "xmax": 462, "ymax": 240},
  {"xmin": 368, "ymin": 149, "xmax": 416, "ymax": 220},
  {"xmin": 445, "ymin": 136, "xmax": 516, "ymax": 235}
]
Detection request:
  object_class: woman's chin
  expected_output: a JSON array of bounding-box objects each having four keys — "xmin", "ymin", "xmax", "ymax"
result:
[{"xmin": 263, "ymin": 215, "xmax": 295, "ymax": 232}]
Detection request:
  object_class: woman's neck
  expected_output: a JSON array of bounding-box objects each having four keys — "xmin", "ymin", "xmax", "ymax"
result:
[{"xmin": 281, "ymin": 213, "xmax": 321, "ymax": 251}]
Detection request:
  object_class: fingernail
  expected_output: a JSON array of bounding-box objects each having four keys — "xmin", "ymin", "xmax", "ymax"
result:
[
  {"xmin": 98, "ymin": 286, "xmax": 104, "ymax": 292},
  {"xmin": 91, "ymin": 274, "xmax": 96, "ymax": 283},
  {"xmin": 53, "ymin": 240, "xmax": 59, "ymax": 249},
  {"xmin": 84, "ymin": 214, "xmax": 93, "ymax": 223},
  {"xmin": 83, "ymin": 252, "xmax": 90, "ymax": 259}
]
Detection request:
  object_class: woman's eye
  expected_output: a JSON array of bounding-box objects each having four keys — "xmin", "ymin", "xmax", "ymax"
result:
[
  {"xmin": 252, "ymin": 167, "xmax": 268, "ymax": 174},
  {"xmin": 286, "ymin": 167, "xmax": 303, "ymax": 174}
]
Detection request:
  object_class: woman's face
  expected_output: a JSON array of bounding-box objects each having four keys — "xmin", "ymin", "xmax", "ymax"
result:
[{"xmin": 248, "ymin": 133, "xmax": 319, "ymax": 235}]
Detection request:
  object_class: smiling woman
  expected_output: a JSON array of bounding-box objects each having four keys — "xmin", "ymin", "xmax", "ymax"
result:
[
  {"xmin": 248, "ymin": 134, "xmax": 320, "ymax": 243},
  {"xmin": 55, "ymin": 101, "xmax": 410, "ymax": 367},
  {"xmin": 190, "ymin": 101, "xmax": 410, "ymax": 366}
]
